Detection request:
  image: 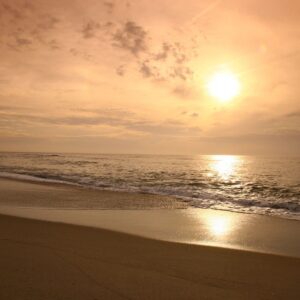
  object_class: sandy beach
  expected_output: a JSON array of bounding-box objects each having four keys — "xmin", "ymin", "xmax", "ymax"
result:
[
  {"xmin": 0, "ymin": 213, "xmax": 300, "ymax": 300},
  {"xmin": 0, "ymin": 178, "xmax": 300, "ymax": 299},
  {"xmin": 1, "ymin": 0, "xmax": 300, "ymax": 297}
]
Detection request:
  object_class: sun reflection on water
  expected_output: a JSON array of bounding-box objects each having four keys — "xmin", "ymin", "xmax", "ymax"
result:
[
  {"xmin": 208, "ymin": 215, "xmax": 231, "ymax": 237},
  {"xmin": 210, "ymin": 155, "xmax": 241, "ymax": 180},
  {"xmin": 191, "ymin": 210, "xmax": 234, "ymax": 240}
]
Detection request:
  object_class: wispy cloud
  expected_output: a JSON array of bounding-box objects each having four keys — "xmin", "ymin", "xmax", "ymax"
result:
[
  {"xmin": 81, "ymin": 21, "xmax": 101, "ymax": 39},
  {"xmin": 0, "ymin": 109, "xmax": 201, "ymax": 137},
  {"xmin": 112, "ymin": 21, "xmax": 148, "ymax": 56}
]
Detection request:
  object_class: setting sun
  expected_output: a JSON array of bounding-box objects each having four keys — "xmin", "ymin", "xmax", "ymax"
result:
[{"xmin": 207, "ymin": 70, "xmax": 241, "ymax": 102}]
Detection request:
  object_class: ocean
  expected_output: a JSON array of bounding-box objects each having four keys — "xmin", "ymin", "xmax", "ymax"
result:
[{"xmin": 0, "ymin": 152, "xmax": 299, "ymax": 220}]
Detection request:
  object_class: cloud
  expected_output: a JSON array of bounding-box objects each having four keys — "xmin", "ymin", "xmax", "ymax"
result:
[
  {"xmin": 116, "ymin": 65, "xmax": 125, "ymax": 76},
  {"xmin": 113, "ymin": 21, "xmax": 148, "ymax": 56},
  {"xmin": 286, "ymin": 111, "xmax": 300, "ymax": 118},
  {"xmin": 0, "ymin": 109, "xmax": 201, "ymax": 137},
  {"xmin": 38, "ymin": 14, "xmax": 60, "ymax": 30},
  {"xmin": 180, "ymin": 111, "xmax": 199, "ymax": 117},
  {"xmin": 1, "ymin": 1, "xmax": 194, "ymax": 93},
  {"xmin": 47, "ymin": 39, "xmax": 60, "ymax": 50},
  {"xmin": 132, "ymin": 39, "xmax": 194, "ymax": 85},
  {"xmin": 172, "ymin": 86, "xmax": 194, "ymax": 99},
  {"xmin": 139, "ymin": 61, "xmax": 154, "ymax": 78},
  {"xmin": 0, "ymin": 105, "xmax": 31, "ymax": 112},
  {"xmin": 171, "ymin": 43, "xmax": 187, "ymax": 64},
  {"xmin": 81, "ymin": 21, "xmax": 101, "ymax": 39},
  {"xmin": 103, "ymin": 1, "xmax": 114, "ymax": 13},
  {"xmin": 153, "ymin": 42, "xmax": 171, "ymax": 61},
  {"xmin": 170, "ymin": 66, "xmax": 193, "ymax": 81},
  {"xmin": 14, "ymin": 37, "xmax": 32, "ymax": 46},
  {"xmin": 1, "ymin": 1, "xmax": 62, "ymax": 52},
  {"xmin": 1, "ymin": 2, "xmax": 23, "ymax": 19}
]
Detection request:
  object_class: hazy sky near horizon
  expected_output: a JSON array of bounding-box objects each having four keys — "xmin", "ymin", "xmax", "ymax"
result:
[{"xmin": 0, "ymin": 0, "xmax": 299, "ymax": 154}]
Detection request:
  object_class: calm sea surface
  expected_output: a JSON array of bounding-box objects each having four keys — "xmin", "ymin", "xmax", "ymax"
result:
[{"xmin": 0, "ymin": 152, "xmax": 299, "ymax": 220}]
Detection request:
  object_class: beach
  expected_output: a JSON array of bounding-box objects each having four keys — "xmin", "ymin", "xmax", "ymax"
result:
[
  {"xmin": 0, "ymin": 178, "xmax": 300, "ymax": 299},
  {"xmin": 2, "ymin": 0, "xmax": 300, "ymax": 298},
  {"xmin": 1, "ymin": 214, "xmax": 300, "ymax": 300}
]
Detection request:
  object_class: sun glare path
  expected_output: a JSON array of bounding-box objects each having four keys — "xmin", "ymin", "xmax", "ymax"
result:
[{"xmin": 210, "ymin": 155, "xmax": 241, "ymax": 180}]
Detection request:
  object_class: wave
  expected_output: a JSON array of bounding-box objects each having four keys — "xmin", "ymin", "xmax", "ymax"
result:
[
  {"xmin": 0, "ymin": 170, "xmax": 299, "ymax": 220},
  {"xmin": 0, "ymin": 171, "xmax": 79, "ymax": 186}
]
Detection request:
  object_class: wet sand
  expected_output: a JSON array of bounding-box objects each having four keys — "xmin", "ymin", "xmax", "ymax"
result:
[{"xmin": 0, "ymin": 177, "xmax": 187, "ymax": 210}]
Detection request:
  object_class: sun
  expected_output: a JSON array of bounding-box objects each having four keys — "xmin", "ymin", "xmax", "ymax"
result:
[{"xmin": 207, "ymin": 70, "xmax": 241, "ymax": 102}]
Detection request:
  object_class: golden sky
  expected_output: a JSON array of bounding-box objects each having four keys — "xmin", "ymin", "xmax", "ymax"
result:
[{"xmin": 0, "ymin": 0, "xmax": 299, "ymax": 154}]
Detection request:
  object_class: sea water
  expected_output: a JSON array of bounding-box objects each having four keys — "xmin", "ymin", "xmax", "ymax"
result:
[{"xmin": 0, "ymin": 152, "xmax": 299, "ymax": 220}]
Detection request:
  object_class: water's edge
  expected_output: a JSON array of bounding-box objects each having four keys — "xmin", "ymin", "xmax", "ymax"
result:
[{"xmin": 1, "ymin": 173, "xmax": 299, "ymax": 222}]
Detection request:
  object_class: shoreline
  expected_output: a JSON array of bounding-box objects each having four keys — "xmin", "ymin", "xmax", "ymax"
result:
[
  {"xmin": 1, "ymin": 178, "xmax": 300, "ymax": 299},
  {"xmin": 1, "ymin": 178, "xmax": 300, "ymax": 257},
  {"xmin": 1, "ymin": 175, "xmax": 299, "ymax": 221},
  {"xmin": 0, "ymin": 213, "xmax": 299, "ymax": 300}
]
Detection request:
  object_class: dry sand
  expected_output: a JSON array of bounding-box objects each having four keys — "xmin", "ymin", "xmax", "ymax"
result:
[{"xmin": 0, "ymin": 213, "xmax": 300, "ymax": 300}]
